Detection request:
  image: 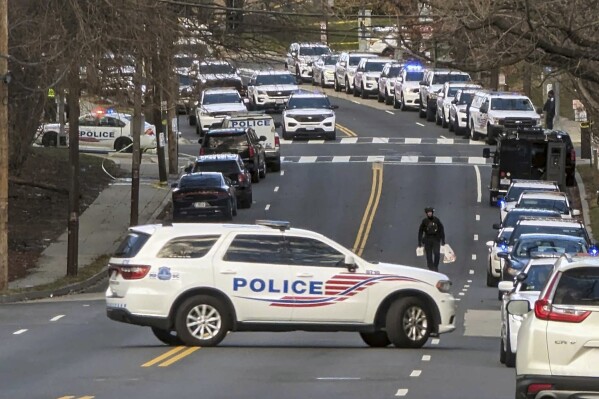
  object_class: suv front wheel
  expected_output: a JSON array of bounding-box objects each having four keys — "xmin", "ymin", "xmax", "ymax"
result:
[
  {"xmin": 175, "ymin": 295, "xmax": 231, "ymax": 347},
  {"xmin": 386, "ymin": 297, "xmax": 432, "ymax": 348}
]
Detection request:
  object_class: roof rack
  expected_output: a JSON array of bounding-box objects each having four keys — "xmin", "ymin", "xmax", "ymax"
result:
[
  {"xmin": 255, "ymin": 220, "xmax": 291, "ymax": 231},
  {"xmin": 517, "ymin": 216, "xmax": 579, "ymax": 223}
]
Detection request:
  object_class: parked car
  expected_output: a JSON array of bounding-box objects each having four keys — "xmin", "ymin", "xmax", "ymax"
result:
[{"xmin": 171, "ymin": 172, "xmax": 237, "ymax": 221}]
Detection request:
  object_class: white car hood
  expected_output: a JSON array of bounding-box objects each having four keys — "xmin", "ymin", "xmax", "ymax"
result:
[
  {"xmin": 199, "ymin": 73, "xmax": 241, "ymax": 82},
  {"xmin": 285, "ymin": 108, "xmax": 334, "ymax": 117},
  {"xmin": 489, "ymin": 110, "xmax": 539, "ymax": 119},
  {"xmin": 256, "ymin": 84, "xmax": 299, "ymax": 92},
  {"xmin": 364, "ymin": 71, "xmax": 382, "ymax": 78},
  {"xmin": 374, "ymin": 261, "xmax": 449, "ymax": 286},
  {"xmin": 323, "ymin": 65, "xmax": 336, "ymax": 71},
  {"xmin": 402, "ymin": 81, "xmax": 420, "ymax": 89},
  {"xmin": 202, "ymin": 103, "xmax": 247, "ymax": 113}
]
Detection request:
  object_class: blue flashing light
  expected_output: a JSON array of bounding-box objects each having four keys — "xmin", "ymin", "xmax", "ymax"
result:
[
  {"xmin": 589, "ymin": 246, "xmax": 598, "ymax": 256},
  {"xmin": 498, "ymin": 199, "xmax": 505, "ymax": 208},
  {"xmin": 404, "ymin": 63, "xmax": 422, "ymax": 71},
  {"xmin": 106, "ymin": 107, "xmax": 116, "ymax": 114},
  {"xmin": 499, "ymin": 244, "xmax": 508, "ymax": 251}
]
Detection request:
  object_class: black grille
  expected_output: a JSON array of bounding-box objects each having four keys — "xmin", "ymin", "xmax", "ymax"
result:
[
  {"xmin": 267, "ymin": 90, "xmax": 292, "ymax": 97},
  {"xmin": 503, "ymin": 118, "xmax": 535, "ymax": 129},
  {"xmin": 292, "ymin": 115, "xmax": 326, "ymax": 122},
  {"xmin": 202, "ymin": 79, "xmax": 242, "ymax": 90}
]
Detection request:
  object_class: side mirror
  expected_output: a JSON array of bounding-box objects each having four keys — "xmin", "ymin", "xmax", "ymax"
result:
[
  {"xmin": 330, "ymin": 104, "xmax": 339, "ymax": 110},
  {"xmin": 274, "ymin": 121, "xmax": 282, "ymax": 128},
  {"xmin": 259, "ymin": 135, "xmax": 267, "ymax": 141},
  {"xmin": 486, "ymin": 240, "xmax": 494, "ymax": 249},
  {"xmin": 344, "ymin": 254, "xmax": 357, "ymax": 272},
  {"xmin": 171, "ymin": 182, "xmax": 178, "ymax": 188},
  {"xmin": 339, "ymin": 61, "xmax": 347, "ymax": 68},
  {"xmin": 497, "ymin": 252, "xmax": 510, "ymax": 260},
  {"xmin": 572, "ymin": 209, "xmax": 581, "ymax": 216},
  {"xmin": 183, "ymin": 165, "xmax": 192, "ymax": 173},
  {"xmin": 498, "ymin": 281, "xmax": 514, "ymax": 292},
  {"xmin": 506, "ymin": 299, "xmax": 530, "ymax": 316},
  {"xmin": 516, "ymin": 272, "xmax": 528, "ymax": 282},
  {"xmin": 492, "ymin": 223, "xmax": 501, "ymax": 230},
  {"xmin": 482, "ymin": 148, "xmax": 491, "ymax": 158},
  {"xmin": 452, "ymin": 99, "xmax": 458, "ymax": 104}
]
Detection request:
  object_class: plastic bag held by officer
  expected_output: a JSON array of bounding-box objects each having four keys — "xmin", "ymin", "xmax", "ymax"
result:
[{"xmin": 418, "ymin": 207, "xmax": 446, "ymax": 272}]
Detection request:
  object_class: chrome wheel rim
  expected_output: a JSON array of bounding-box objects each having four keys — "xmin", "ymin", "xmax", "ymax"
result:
[
  {"xmin": 186, "ymin": 304, "xmax": 222, "ymax": 340},
  {"xmin": 402, "ymin": 306, "xmax": 428, "ymax": 341}
]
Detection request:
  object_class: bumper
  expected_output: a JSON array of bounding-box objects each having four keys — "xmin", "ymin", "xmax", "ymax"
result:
[
  {"xmin": 198, "ymin": 114, "xmax": 224, "ymax": 132},
  {"xmin": 402, "ymin": 91, "xmax": 421, "ymax": 108},
  {"xmin": 255, "ymin": 96, "xmax": 289, "ymax": 109},
  {"xmin": 285, "ymin": 121, "xmax": 335, "ymax": 134},
  {"xmin": 516, "ymin": 375, "xmax": 599, "ymax": 399},
  {"xmin": 362, "ymin": 80, "xmax": 379, "ymax": 93},
  {"xmin": 106, "ymin": 307, "xmax": 170, "ymax": 330},
  {"xmin": 322, "ymin": 73, "xmax": 335, "ymax": 86},
  {"xmin": 173, "ymin": 198, "xmax": 231, "ymax": 217},
  {"xmin": 265, "ymin": 149, "xmax": 280, "ymax": 163},
  {"xmin": 436, "ymin": 294, "xmax": 457, "ymax": 334}
]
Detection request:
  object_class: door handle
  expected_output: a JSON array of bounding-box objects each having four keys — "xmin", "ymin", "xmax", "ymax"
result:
[
  {"xmin": 296, "ymin": 273, "xmax": 313, "ymax": 278},
  {"xmin": 220, "ymin": 270, "xmax": 237, "ymax": 275}
]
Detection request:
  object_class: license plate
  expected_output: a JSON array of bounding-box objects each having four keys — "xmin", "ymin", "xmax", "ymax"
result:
[
  {"xmin": 275, "ymin": 99, "xmax": 285, "ymax": 105},
  {"xmin": 306, "ymin": 127, "xmax": 315, "ymax": 131},
  {"xmin": 500, "ymin": 178, "xmax": 510, "ymax": 186},
  {"xmin": 194, "ymin": 202, "xmax": 209, "ymax": 208}
]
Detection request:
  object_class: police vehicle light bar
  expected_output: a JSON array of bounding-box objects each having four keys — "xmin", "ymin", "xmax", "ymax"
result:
[{"xmin": 256, "ymin": 220, "xmax": 291, "ymax": 231}]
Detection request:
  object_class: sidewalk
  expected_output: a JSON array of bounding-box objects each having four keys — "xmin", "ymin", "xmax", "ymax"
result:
[{"xmin": 2, "ymin": 156, "xmax": 174, "ymax": 301}]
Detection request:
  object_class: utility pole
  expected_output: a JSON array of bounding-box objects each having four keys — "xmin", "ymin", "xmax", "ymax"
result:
[
  {"xmin": 151, "ymin": 53, "xmax": 167, "ymax": 184},
  {"xmin": 167, "ymin": 77, "xmax": 178, "ymax": 175},
  {"xmin": 0, "ymin": 0, "xmax": 8, "ymax": 290},
  {"xmin": 130, "ymin": 54, "xmax": 143, "ymax": 227},
  {"xmin": 66, "ymin": 63, "xmax": 81, "ymax": 277}
]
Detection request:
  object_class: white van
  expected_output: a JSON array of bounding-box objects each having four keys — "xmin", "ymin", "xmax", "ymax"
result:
[{"xmin": 219, "ymin": 112, "xmax": 281, "ymax": 172}]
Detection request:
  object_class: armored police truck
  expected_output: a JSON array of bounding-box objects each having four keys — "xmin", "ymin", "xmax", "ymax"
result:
[{"xmin": 482, "ymin": 128, "xmax": 575, "ymax": 206}]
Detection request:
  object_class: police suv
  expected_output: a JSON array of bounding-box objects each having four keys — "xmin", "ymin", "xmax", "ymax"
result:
[
  {"xmin": 106, "ymin": 220, "xmax": 457, "ymax": 348},
  {"xmin": 246, "ymin": 71, "xmax": 300, "ymax": 111},
  {"xmin": 194, "ymin": 88, "xmax": 248, "ymax": 136},
  {"xmin": 282, "ymin": 92, "xmax": 338, "ymax": 141},
  {"xmin": 392, "ymin": 64, "xmax": 425, "ymax": 111},
  {"xmin": 39, "ymin": 111, "xmax": 156, "ymax": 153}
]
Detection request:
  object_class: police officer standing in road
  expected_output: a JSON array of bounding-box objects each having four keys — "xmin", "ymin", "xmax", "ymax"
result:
[
  {"xmin": 418, "ymin": 207, "xmax": 446, "ymax": 272},
  {"xmin": 543, "ymin": 89, "xmax": 556, "ymax": 129}
]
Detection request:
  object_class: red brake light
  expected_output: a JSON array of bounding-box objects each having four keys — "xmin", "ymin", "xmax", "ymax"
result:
[
  {"xmin": 199, "ymin": 147, "xmax": 205, "ymax": 155},
  {"xmin": 238, "ymin": 172, "xmax": 246, "ymax": 183},
  {"xmin": 527, "ymin": 383, "xmax": 554, "ymax": 395},
  {"xmin": 248, "ymin": 145, "xmax": 255, "ymax": 157},
  {"xmin": 570, "ymin": 148, "xmax": 576, "ymax": 162},
  {"xmin": 110, "ymin": 264, "xmax": 151, "ymax": 280},
  {"xmin": 274, "ymin": 135, "xmax": 280, "ymax": 147},
  {"xmin": 500, "ymin": 171, "xmax": 506, "ymax": 177},
  {"xmin": 534, "ymin": 298, "xmax": 591, "ymax": 323}
]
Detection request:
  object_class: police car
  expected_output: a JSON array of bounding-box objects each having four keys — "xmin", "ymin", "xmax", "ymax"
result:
[
  {"xmin": 282, "ymin": 92, "xmax": 338, "ymax": 141},
  {"xmin": 392, "ymin": 64, "xmax": 425, "ymax": 110},
  {"xmin": 106, "ymin": 220, "xmax": 457, "ymax": 348},
  {"xmin": 195, "ymin": 88, "xmax": 248, "ymax": 135},
  {"xmin": 38, "ymin": 111, "xmax": 156, "ymax": 152}
]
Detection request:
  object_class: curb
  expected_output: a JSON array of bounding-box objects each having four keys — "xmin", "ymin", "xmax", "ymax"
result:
[{"xmin": 575, "ymin": 169, "xmax": 594, "ymax": 240}]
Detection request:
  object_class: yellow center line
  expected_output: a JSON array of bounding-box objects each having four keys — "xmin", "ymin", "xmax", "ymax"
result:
[
  {"xmin": 336, "ymin": 123, "xmax": 358, "ymax": 137},
  {"xmin": 352, "ymin": 163, "xmax": 384, "ymax": 256},
  {"xmin": 141, "ymin": 346, "xmax": 187, "ymax": 367},
  {"xmin": 158, "ymin": 346, "xmax": 200, "ymax": 367}
]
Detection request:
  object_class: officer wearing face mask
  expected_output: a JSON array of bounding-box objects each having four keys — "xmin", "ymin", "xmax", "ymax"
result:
[{"xmin": 418, "ymin": 207, "xmax": 446, "ymax": 272}]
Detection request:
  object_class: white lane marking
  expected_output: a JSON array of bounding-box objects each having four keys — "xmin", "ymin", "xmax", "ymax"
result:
[
  {"xmin": 281, "ymin": 156, "xmax": 286, "ymax": 162},
  {"xmin": 422, "ymin": 355, "xmax": 431, "ymax": 361},
  {"xmin": 410, "ymin": 370, "xmax": 422, "ymax": 377},
  {"xmin": 474, "ymin": 165, "xmax": 482, "ymax": 203},
  {"xmin": 469, "ymin": 269, "xmax": 475, "ymax": 275},
  {"xmin": 464, "ymin": 284, "xmax": 470, "ymax": 288},
  {"xmin": 401, "ymin": 156, "xmax": 419, "ymax": 163},
  {"xmin": 404, "ymin": 138, "xmax": 422, "ymax": 144},
  {"xmin": 464, "ymin": 309, "xmax": 501, "ymax": 337},
  {"xmin": 385, "ymin": 110, "xmax": 394, "ymax": 115},
  {"xmin": 280, "ymin": 170, "xmax": 285, "ymax": 176},
  {"xmin": 431, "ymin": 338, "xmax": 440, "ymax": 345},
  {"xmin": 332, "ymin": 156, "xmax": 351, "ymax": 163},
  {"xmin": 467, "ymin": 279, "xmax": 473, "ymax": 283},
  {"xmin": 372, "ymin": 137, "xmax": 389, "ymax": 144},
  {"xmin": 265, "ymin": 204, "xmax": 270, "ymax": 211},
  {"xmin": 474, "ymin": 234, "xmax": 479, "ymax": 241},
  {"xmin": 13, "ymin": 329, "xmax": 27, "ymax": 335},
  {"xmin": 462, "ymin": 287, "xmax": 468, "ymax": 291},
  {"xmin": 50, "ymin": 315, "xmax": 65, "ymax": 322},
  {"xmin": 439, "ymin": 135, "xmax": 447, "ymax": 140},
  {"xmin": 340, "ymin": 137, "xmax": 359, "ymax": 144},
  {"xmin": 298, "ymin": 156, "xmax": 317, "ymax": 163},
  {"xmin": 437, "ymin": 138, "xmax": 453, "ymax": 144},
  {"xmin": 395, "ymin": 389, "xmax": 409, "ymax": 397},
  {"xmin": 352, "ymin": 100, "xmax": 360, "ymax": 104},
  {"xmin": 469, "ymin": 157, "xmax": 487, "ymax": 164},
  {"xmin": 274, "ymin": 186, "xmax": 279, "ymax": 192},
  {"xmin": 308, "ymin": 140, "xmax": 325, "ymax": 144},
  {"xmin": 472, "ymin": 254, "xmax": 477, "ymax": 260},
  {"xmin": 317, "ymin": 377, "xmax": 361, "ymax": 380},
  {"xmin": 416, "ymin": 122, "xmax": 425, "ymax": 127},
  {"xmin": 367, "ymin": 155, "xmax": 385, "ymax": 163},
  {"xmin": 83, "ymin": 304, "xmax": 90, "ymax": 307},
  {"xmin": 476, "ymin": 214, "xmax": 480, "ymax": 221},
  {"xmin": 459, "ymin": 292, "xmax": 465, "ymax": 296},
  {"xmin": 455, "ymin": 298, "xmax": 462, "ymax": 301},
  {"xmin": 435, "ymin": 156, "xmax": 453, "ymax": 164}
]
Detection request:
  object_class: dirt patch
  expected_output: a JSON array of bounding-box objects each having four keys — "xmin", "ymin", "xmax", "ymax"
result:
[{"xmin": 8, "ymin": 148, "xmax": 123, "ymax": 282}]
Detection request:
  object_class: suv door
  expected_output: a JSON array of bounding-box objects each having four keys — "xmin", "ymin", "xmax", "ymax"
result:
[
  {"xmin": 214, "ymin": 233, "xmax": 293, "ymax": 321},
  {"xmin": 286, "ymin": 235, "xmax": 369, "ymax": 322}
]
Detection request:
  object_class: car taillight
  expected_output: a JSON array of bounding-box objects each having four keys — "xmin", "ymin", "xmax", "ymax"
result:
[
  {"xmin": 199, "ymin": 147, "xmax": 205, "ymax": 155},
  {"xmin": 500, "ymin": 171, "xmax": 505, "ymax": 177},
  {"xmin": 109, "ymin": 264, "xmax": 151, "ymax": 280},
  {"xmin": 527, "ymin": 383, "xmax": 554, "ymax": 396},
  {"xmin": 238, "ymin": 173, "xmax": 246, "ymax": 183},
  {"xmin": 534, "ymin": 299, "xmax": 591, "ymax": 323},
  {"xmin": 274, "ymin": 135, "xmax": 280, "ymax": 148},
  {"xmin": 570, "ymin": 148, "xmax": 576, "ymax": 162},
  {"xmin": 144, "ymin": 128, "xmax": 155, "ymax": 136},
  {"xmin": 248, "ymin": 146, "xmax": 255, "ymax": 158}
]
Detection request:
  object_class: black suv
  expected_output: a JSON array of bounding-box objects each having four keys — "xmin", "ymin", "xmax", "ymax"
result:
[
  {"xmin": 199, "ymin": 127, "xmax": 267, "ymax": 183},
  {"xmin": 186, "ymin": 153, "xmax": 253, "ymax": 208}
]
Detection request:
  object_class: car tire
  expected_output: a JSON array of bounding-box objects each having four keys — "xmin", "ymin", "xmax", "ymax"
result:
[
  {"xmin": 241, "ymin": 193, "xmax": 253, "ymax": 209},
  {"xmin": 487, "ymin": 261, "xmax": 499, "ymax": 287},
  {"xmin": 441, "ymin": 112, "xmax": 448, "ymax": 128},
  {"xmin": 377, "ymin": 90, "xmax": 384, "ymax": 102},
  {"xmin": 42, "ymin": 132, "xmax": 58, "ymax": 147},
  {"xmin": 435, "ymin": 110, "xmax": 442, "ymax": 125},
  {"xmin": 188, "ymin": 114, "xmax": 196, "ymax": 126},
  {"xmin": 448, "ymin": 117, "xmax": 454, "ymax": 132},
  {"xmin": 270, "ymin": 159, "xmax": 281, "ymax": 172},
  {"xmin": 325, "ymin": 131, "xmax": 336, "ymax": 141},
  {"xmin": 385, "ymin": 91, "xmax": 393, "ymax": 106},
  {"xmin": 470, "ymin": 122, "xmax": 478, "ymax": 141},
  {"xmin": 505, "ymin": 323, "xmax": 516, "ymax": 368},
  {"xmin": 359, "ymin": 331, "xmax": 391, "ymax": 348},
  {"xmin": 115, "ymin": 137, "xmax": 133, "ymax": 153},
  {"xmin": 393, "ymin": 94, "xmax": 400, "ymax": 109},
  {"xmin": 175, "ymin": 295, "xmax": 230, "ymax": 347},
  {"xmin": 426, "ymin": 103, "xmax": 436, "ymax": 122},
  {"xmin": 232, "ymin": 198, "xmax": 238, "ymax": 216},
  {"xmin": 385, "ymin": 297, "xmax": 432, "ymax": 349},
  {"xmin": 196, "ymin": 124, "xmax": 201, "ymax": 135},
  {"xmin": 486, "ymin": 125, "xmax": 497, "ymax": 145},
  {"xmin": 321, "ymin": 75, "xmax": 325, "ymax": 88},
  {"xmin": 400, "ymin": 95, "xmax": 407, "ymax": 111},
  {"xmin": 345, "ymin": 78, "xmax": 352, "ymax": 95},
  {"xmin": 353, "ymin": 82, "xmax": 360, "ymax": 97},
  {"xmin": 499, "ymin": 338, "xmax": 506, "ymax": 364},
  {"xmin": 259, "ymin": 161, "xmax": 266, "ymax": 178},
  {"xmin": 151, "ymin": 327, "xmax": 183, "ymax": 346},
  {"xmin": 360, "ymin": 85, "xmax": 368, "ymax": 99},
  {"xmin": 251, "ymin": 168, "xmax": 260, "ymax": 183},
  {"xmin": 334, "ymin": 76, "xmax": 340, "ymax": 92},
  {"xmin": 419, "ymin": 102, "xmax": 426, "ymax": 118}
]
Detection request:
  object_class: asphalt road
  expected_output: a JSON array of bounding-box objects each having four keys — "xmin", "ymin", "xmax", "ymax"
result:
[{"xmin": 1, "ymin": 90, "xmax": 516, "ymax": 399}]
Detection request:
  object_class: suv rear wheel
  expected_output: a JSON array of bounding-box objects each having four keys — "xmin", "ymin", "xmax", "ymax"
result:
[
  {"xmin": 386, "ymin": 297, "xmax": 432, "ymax": 348},
  {"xmin": 359, "ymin": 331, "xmax": 391, "ymax": 347},
  {"xmin": 251, "ymin": 168, "xmax": 260, "ymax": 183},
  {"xmin": 175, "ymin": 295, "xmax": 230, "ymax": 347},
  {"xmin": 151, "ymin": 327, "xmax": 183, "ymax": 346}
]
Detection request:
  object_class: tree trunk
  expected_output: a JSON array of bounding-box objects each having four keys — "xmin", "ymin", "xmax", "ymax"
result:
[
  {"xmin": 0, "ymin": 0, "xmax": 8, "ymax": 290},
  {"xmin": 130, "ymin": 54, "xmax": 143, "ymax": 227},
  {"xmin": 66, "ymin": 63, "xmax": 81, "ymax": 277}
]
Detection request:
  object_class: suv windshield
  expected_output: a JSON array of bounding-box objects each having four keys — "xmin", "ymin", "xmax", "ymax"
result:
[
  {"xmin": 364, "ymin": 62, "xmax": 387, "ymax": 72},
  {"xmin": 203, "ymin": 93, "xmax": 241, "ymax": 105},
  {"xmin": 287, "ymin": 97, "xmax": 331, "ymax": 109},
  {"xmin": 321, "ymin": 55, "xmax": 338, "ymax": 65},
  {"xmin": 506, "ymin": 186, "xmax": 557, "ymax": 202},
  {"xmin": 199, "ymin": 64, "xmax": 236, "ymax": 74},
  {"xmin": 491, "ymin": 98, "xmax": 534, "ymax": 111},
  {"xmin": 514, "ymin": 237, "xmax": 587, "ymax": 257},
  {"xmin": 432, "ymin": 74, "xmax": 470, "ymax": 84},
  {"xmin": 405, "ymin": 71, "xmax": 424, "ymax": 81},
  {"xmin": 194, "ymin": 161, "xmax": 240, "ymax": 175},
  {"xmin": 255, "ymin": 74, "xmax": 296, "ymax": 85},
  {"xmin": 516, "ymin": 198, "xmax": 568, "ymax": 214},
  {"xmin": 299, "ymin": 46, "xmax": 330, "ymax": 56},
  {"xmin": 179, "ymin": 174, "xmax": 223, "ymax": 189},
  {"xmin": 457, "ymin": 92, "xmax": 474, "ymax": 105},
  {"xmin": 553, "ymin": 267, "xmax": 599, "ymax": 306}
]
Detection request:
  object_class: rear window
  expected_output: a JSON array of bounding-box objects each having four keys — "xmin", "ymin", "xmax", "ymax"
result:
[
  {"xmin": 553, "ymin": 267, "xmax": 599, "ymax": 306},
  {"xmin": 520, "ymin": 264, "xmax": 553, "ymax": 292},
  {"xmin": 205, "ymin": 135, "xmax": 248, "ymax": 151},
  {"xmin": 510, "ymin": 225, "xmax": 586, "ymax": 245},
  {"xmin": 502, "ymin": 211, "xmax": 560, "ymax": 228},
  {"xmin": 193, "ymin": 160, "xmax": 240, "ymax": 175},
  {"xmin": 506, "ymin": 185, "xmax": 558, "ymax": 202},
  {"xmin": 516, "ymin": 198, "xmax": 568, "ymax": 214},
  {"xmin": 179, "ymin": 174, "xmax": 223, "ymax": 189},
  {"xmin": 113, "ymin": 232, "xmax": 151, "ymax": 258},
  {"xmin": 432, "ymin": 73, "xmax": 470, "ymax": 84},
  {"xmin": 157, "ymin": 235, "xmax": 220, "ymax": 258}
]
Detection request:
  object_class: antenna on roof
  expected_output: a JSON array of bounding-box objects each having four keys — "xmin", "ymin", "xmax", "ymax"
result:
[{"xmin": 255, "ymin": 220, "xmax": 290, "ymax": 231}]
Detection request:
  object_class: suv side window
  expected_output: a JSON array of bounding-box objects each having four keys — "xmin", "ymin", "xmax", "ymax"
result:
[
  {"xmin": 113, "ymin": 232, "xmax": 151, "ymax": 258},
  {"xmin": 157, "ymin": 235, "xmax": 220, "ymax": 258},
  {"xmin": 286, "ymin": 236, "xmax": 345, "ymax": 267},
  {"xmin": 553, "ymin": 267, "xmax": 599, "ymax": 306},
  {"xmin": 223, "ymin": 234, "xmax": 288, "ymax": 264}
]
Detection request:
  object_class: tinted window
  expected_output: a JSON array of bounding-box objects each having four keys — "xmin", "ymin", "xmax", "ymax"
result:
[
  {"xmin": 457, "ymin": 92, "xmax": 474, "ymax": 105},
  {"xmin": 506, "ymin": 186, "xmax": 558, "ymax": 202},
  {"xmin": 203, "ymin": 93, "xmax": 241, "ymax": 105},
  {"xmin": 287, "ymin": 237, "xmax": 345, "ymax": 267},
  {"xmin": 205, "ymin": 135, "xmax": 248, "ymax": 151},
  {"xmin": 510, "ymin": 225, "xmax": 587, "ymax": 245},
  {"xmin": 520, "ymin": 264, "xmax": 553, "ymax": 292},
  {"xmin": 553, "ymin": 267, "xmax": 599, "ymax": 306},
  {"xmin": 286, "ymin": 97, "xmax": 331, "ymax": 109},
  {"xmin": 447, "ymin": 87, "xmax": 463, "ymax": 97},
  {"xmin": 193, "ymin": 160, "xmax": 240, "ymax": 175},
  {"xmin": 349, "ymin": 56, "xmax": 368, "ymax": 66},
  {"xmin": 516, "ymin": 198, "xmax": 568, "ymax": 214},
  {"xmin": 387, "ymin": 66, "xmax": 402, "ymax": 77},
  {"xmin": 514, "ymin": 237, "xmax": 586, "ymax": 257},
  {"xmin": 502, "ymin": 211, "xmax": 560, "ymax": 228},
  {"xmin": 223, "ymin": 235, "xmax": 287, "ymax": 264},
  {"xmin": 255, "ymin": 74, "xmax": 296, "ymax": 85},
  {"xmin": 432, "ymin": 74, "xmax": 470, "ymax": 84},
  {"xmin": 364, "ymin": 62, "xmax": 387, "ymax": 72},
  {"xmin": 299, "ymin": 46, "xmax": 330, "ymax": 56},
  {"xmin": 491, "ymin": 98, "xmax": 534, "ymax": 111},
  {"xmin": 199, "ymin": 64, "xmax": 236, "ymax": 74},
  {"xmin": 178, "ymin": 174, "xmax": 222, "ymax": 189},
  {"xmin": 113, "ymin": 232, "xmax": 151, "ymax": 258},
  {"xmin": 175, "ymin": 57, "xmax": 194, "ymax": 68},
  {"xmin": 157, "ymin": 235, "xmax": 220, "ymax": 258}
]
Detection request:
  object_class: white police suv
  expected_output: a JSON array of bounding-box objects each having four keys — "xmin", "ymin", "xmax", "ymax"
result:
[
  {"xmin": 106, "ymin": 221, "xmax": 457, "ymax": 348},
  {"xmin": 282, "ymin": 92, "xmax": 338, "ymax": 141}
]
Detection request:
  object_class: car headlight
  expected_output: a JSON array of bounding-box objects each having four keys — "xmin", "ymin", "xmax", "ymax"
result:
[
  {"xmin": 533, "ymin": 118, "xmax": 540, "ymax": 125},
  {"xmin": 324, "ymin": 113, "xmax": 334, "ymax": 118},
  {"xmin": 436, "ymin": 280, "xmax": 452, "ymax": 293},
  {"xmin": 366, "ymin": 76, "xmax": 375, "ymax": 81},
  {"xmin": 257, "ymin": 90, "xmax": 267, "ymax": 95}
]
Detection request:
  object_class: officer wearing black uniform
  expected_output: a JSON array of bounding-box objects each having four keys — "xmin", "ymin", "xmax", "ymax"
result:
[{"xmin": 418, "ymin": 207, "xmax": 446, "ymax": 272}]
